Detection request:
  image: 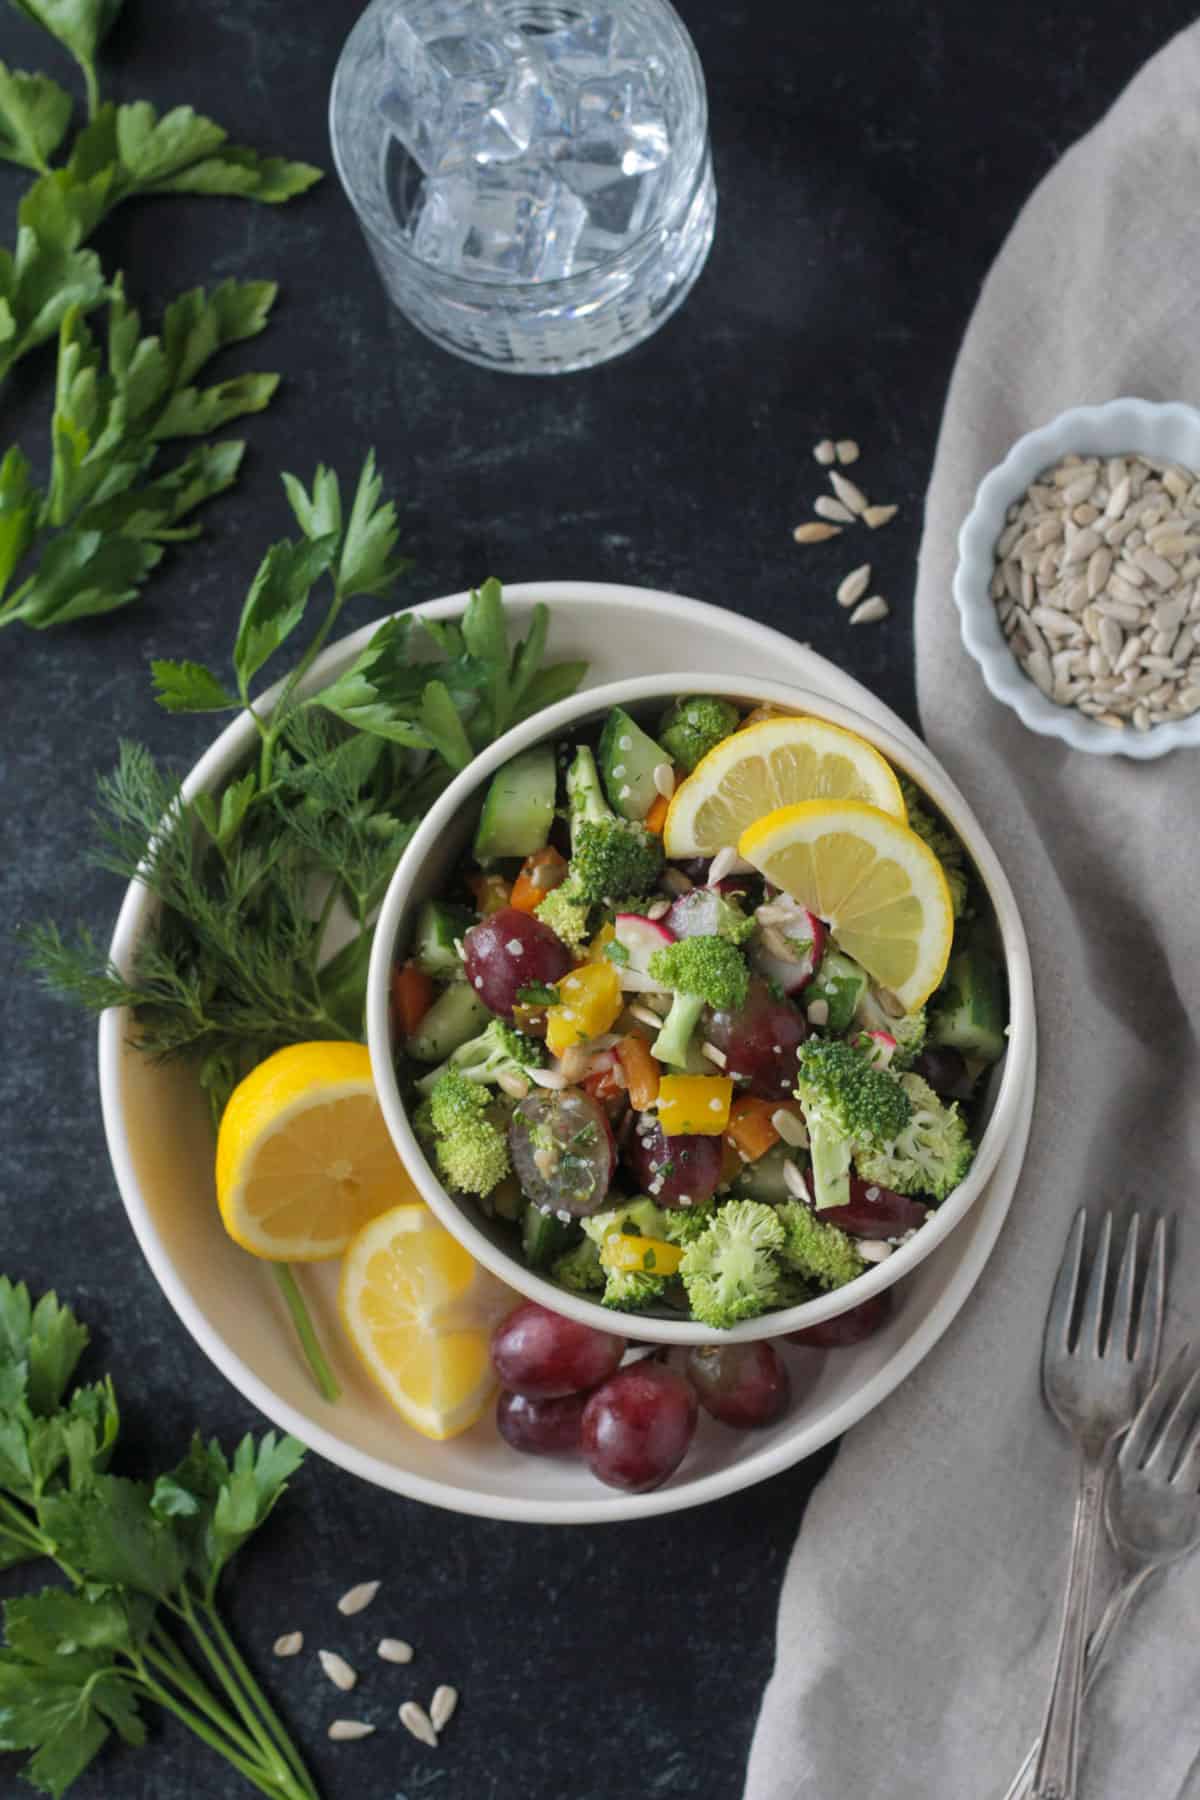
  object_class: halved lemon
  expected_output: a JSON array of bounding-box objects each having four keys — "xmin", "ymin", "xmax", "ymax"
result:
[
  {"xmin": 216, "ymin": 1042, "xmax": 417, "ymax": 1260},
  {"xmin": 738, "ymin": 800, "xmax": 954, "ymax": 1010},
  {"xmin": 663, "ymin": 715, "xmax": 906, "ymax": 858},
  {"xmin": 339, "ymin": 1204, "xmax": 513, "ymax": 1440}
]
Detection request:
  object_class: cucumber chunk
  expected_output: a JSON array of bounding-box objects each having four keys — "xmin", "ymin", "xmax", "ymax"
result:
[
  {"xmin": 405, "ymin": 983, "xmax": 491, "ymax": 1062},
  {"xmin": 597, "ymin": 705, "xmax": 669, "ymax": 821},
  {"xmin": 928, "ymin": 947, "xmax": 1007, "ymax": 1064},
  {"xmin": 411, "ymin": 899, "xmax": 475, "ymax": 979},
  {"xmin": 521, "ymin": 1203, "xmax": 579, "ymax": 1269},
  {"xmin": 725, "ymin": 1142, "xmax": 801, "ymax": 1204},
  {"xmin": 807, "ymin": 948, "xmax": 869, "ymax": 1034},
  {"xmin": 473, "ymin": 745, "xmax": 557, "ymax": 863}
]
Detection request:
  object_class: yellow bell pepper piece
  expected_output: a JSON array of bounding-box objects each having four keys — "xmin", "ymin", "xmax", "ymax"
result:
[
  {"xmin": 585, "ymin": 923, "xmax": 615, "ymax": 963},
  {"xmin": 657, "ymin": 1074, "xmax": 734, "ymax": 1137},
  {"xmin": 599, "ymin": 1233, "xmax": 684, "ymax": 1277},
  {"xmin": 545, "ymin": 961, "xmax": 623, "ymax": 1055}
]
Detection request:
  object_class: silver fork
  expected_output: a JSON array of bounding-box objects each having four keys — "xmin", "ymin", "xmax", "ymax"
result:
[
  {"xmin": 1029, "ymin": 1210, "xmax": 1165, "ymax": 1800},
  {"xmin": 1004, "ymin": 1339, "xmax": 1200, "ymax": 1800}
]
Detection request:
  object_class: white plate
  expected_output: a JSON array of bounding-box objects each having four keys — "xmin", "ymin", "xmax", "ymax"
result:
[{"xmin": 99, "ymin": 582, "xmax": 1036, "ymax": 1523}]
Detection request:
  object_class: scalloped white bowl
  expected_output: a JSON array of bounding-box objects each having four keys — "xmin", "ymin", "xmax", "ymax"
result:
[
  {"xmin": 367, "ymin": 670, "xmax": 1033, "ymax": 1346},
  {"xmin": 954, "ymin": 397, "xmax": 1200, "ymax": 759}
]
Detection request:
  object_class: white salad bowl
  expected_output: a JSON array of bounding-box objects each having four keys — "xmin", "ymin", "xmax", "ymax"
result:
[
  {"xmin": 954, "ymin": 396, "xmax": 1200, "ymax": 759},
  {"xmin": 99, "ymin": 582, "xmax": 1035, "ymax": 1522},
  {"xmin": 366, "ymin": 670, "xmax": 1033, "ymax": 1347}
]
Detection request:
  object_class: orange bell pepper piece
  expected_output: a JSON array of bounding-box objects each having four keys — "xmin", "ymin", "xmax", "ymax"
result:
[
  {"xmin": 724, "ymin": 1095, "xmax": 783, "ymax": 1162},
  {"xmin": 643, "ymin": 792, "xmax": 670, "ymax": 835},
  {"xmin": 510, "ymin": 846, "xmax": 568, "ymax": 914},
  {"xmin": 615, "ymin": 1034, "xmax": 660, "ymax": 1110},
  {"xmin": 391, "ymin": 961, "xmax": 434, "ymax": 1038}
]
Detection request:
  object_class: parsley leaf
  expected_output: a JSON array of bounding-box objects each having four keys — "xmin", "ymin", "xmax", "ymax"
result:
[
  {"xmin": 7, "ymin": 0, "xmax": 124, "ymax": 118},
  {"xmin": 150, "ymin": 659, "xmax": 238, "ymax": 714},
  {"xmin": 0, "ymin": 62, "xmax": 73, "ymax": 171},
  {"xmin": 0, "ymin": 226, "xmax": 105, "ymax": 381},
  {"xmin": 232, "ymin": 535, "xmax": 340, "ymax": 693}
]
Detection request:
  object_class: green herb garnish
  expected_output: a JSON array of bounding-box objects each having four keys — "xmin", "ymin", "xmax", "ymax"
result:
[
  {"xmin": 0, "ymin": 1273, "xmax": 316, "ymax": 1800},
  {"xmin": 516, "ymin": 981, "xmax": 560, "ymax": 1008}
]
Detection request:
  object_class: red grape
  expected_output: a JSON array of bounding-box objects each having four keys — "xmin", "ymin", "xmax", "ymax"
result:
[
  {"xmin": 787, "ymin": 1287, "xmax": 894, "ymax": 1347},
  {"xmin": 912, "ymin": 1045, "xmax": 969, "ymax": 1096},
  {"xmin": 581, "ymin": 1362, "xmax": 698, "ymax": 1491},
  {"xmin": 509, "ymin": 1089, "xmax": 615, "ymax": 1216},
  {"xmin": 817, "ymin": 1177, "xmax": 928, "ymax": 1239},
  {"xmin": 463, "ymin": 907, "xmax": 573, "ymax": 1020},
  {"xmin": 625, "ymin": 1118, "xmax": 724, "ymax": 1208},
  {"xmin": 496, "ymin": 1389, "xmax": 587, "ymax": 1456},
  {"xmin": 685, "ymin": 1342, "xmax": 791, "ymax": 1428},
  {"xmin": 706, "ymin": 978, "xmax": 808, "ymax": 1099},
  {"xmin": 490, "ymin": 1302, "xmax": 626, "ymax": 1399}
]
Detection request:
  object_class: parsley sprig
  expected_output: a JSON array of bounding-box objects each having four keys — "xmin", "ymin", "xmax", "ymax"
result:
[
  {"xmin": 0, "ymin": 276, "xmax": 280, "ymax": 629},
  {"xmin": 0, "ymin": 1274, "xmax": 316, "ymax": 1800}
]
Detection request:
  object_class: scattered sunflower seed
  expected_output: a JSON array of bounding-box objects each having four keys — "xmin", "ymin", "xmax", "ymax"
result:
[
  {"xmin": 793, "ymin": 521, "xmax": 843, "ymax": 543},
  {"xmin": 430, "ymin": 1686, "xmax": 459, "ymax": 1733},
  {"xmin": 782, "ymin": 1159, "xmax": 810, "ymax": 1200},
  {"xmin": 849, "ymin": 595, "xmax": 889, "ymax": 625},
  {"xmin": 328, "ymin": 1720, "xmax": 375, "ymax": 1742},
  {"xmin": 813, "ymin": 438, "xmax": 836, "ymax": 465},
  {"xmin": 771, "ymin": 1108, "xmax": 808, "ymax": 1148},
  {"xmin": 805, "ymin": 998, "xmax": 830, "ymax": 1027},
  {"xmin": 319, "ymin": 1651, "xmax": 358, "ymax": 1693},
  {"xmin": 273, "ymin": 1633, "xmax": 303, "ymax": 1658},
  {"xmin": 836, "ymin": 564, "xmax": 871, "ymax": 608},
  {"xmin": 829, "ymin": 471, "xmax": 868, "ymax": 515},
  {"xmin": 835, "ymin": 438, "xmax": 860, "ymax": 464},
  {"xmin": 701, "ymin": 1041, "xmax": 728, "ymax": 1068},
  {"xmin": 337, "ymin": 1582, "xmax": 381, "ymax": 1618},
  {"xmin": 814, "ymin": 495, "xmax": 856, "ymax": 524},
  {"xmin": 400, "ymin": 1701, "xmax": 439, "ymax": 1749},
  {"xmin": 379, "ymin": 1638, "xmax": 415, "ymax": 1664},
  {"xmin": 863, "ymin": 504, "xmax": 898, "ymax": 529},
  {"xmin": 652, "ymin": 761, "xmax": 675, "ymax": 798}
]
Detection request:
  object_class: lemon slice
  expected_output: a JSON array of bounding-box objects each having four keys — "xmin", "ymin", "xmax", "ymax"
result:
[
  {"xmin": 738, "ymin": 800, "xmax": 954, "ymax": 1009},
  {"xmin": 216, "ymin": 1042, "xmax": 417, "ymax": 1261},
  {"xmin": 663, "ymin": 715, "xmax": 906, "ymax": 857},
  {"xmin": 339, "ymin": 1204, "xmax": 513, "ymax": 1440}
]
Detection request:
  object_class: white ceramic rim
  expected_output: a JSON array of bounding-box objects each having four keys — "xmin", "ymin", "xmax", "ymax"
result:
[
  {"xmin": 366, "ymin": 669, "xmax": 1034, "ymax": 1345},
  {"xmin": 96, "ymin": 582, "xmax": 1036, "ymax": 1523},
  {"xmin": 953, "ymin": 396, "xmax": 1200, "ymax": 759}
]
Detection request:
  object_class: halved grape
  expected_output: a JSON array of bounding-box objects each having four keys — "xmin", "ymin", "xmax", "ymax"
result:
[
  {"xmin": 496, "ymin": 1389, "xmax": 588, "ymax": 1456},
  {"xmin": 625, "ymin": 1119, "xmax": 724, "ymax": 1208},
  {"xmin": 912, "ymin": 1045, "xmax": 969, "ymax": 1096},
  {"xmin": 490, "ymin": 1302, "xmax": 626, "ymax": 1399},
  {"xmin": 786, "ymin": 1288, "xmax": 894, "ymax": 1347},
  {"xmin": 463, "ymin": 907, "xmax": 573, "ymax": 1020},
  {"xmin": 581, "ymin": 1362, "xmax": 698, "ymax": 1491},
  {"xmin": 685, "ymin": 1342, "xmax": 791, "ymax": 1428},
  {"xmin": 706, "ymin": 978, "xmax": 808, "ymax": 1099},
  {"xmin": 509, "ymin": 1089, "xmax": 616, "ymax": 1216},
  {"xmin": 817, "ymin": 1178, "xmax": 928, "ymax": 1239}
]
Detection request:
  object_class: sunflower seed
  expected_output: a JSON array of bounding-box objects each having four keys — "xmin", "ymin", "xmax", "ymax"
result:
[
  {"xmin": 400, "ymin": 1701, "xmax": 439, "ymax": 1748},
  {"xmin": 496, "ymin": 1070, "xmax": 530, "ymax": 1099},
  {"xmin": 1135, "ymin": 546, "xmax": 1179, "ymax": 588},
  {"xmin": 813, "ymin": 439, "xmax": 836, "ymax": 465},
  {"xmin": 793, "ymin": 521, "xmax": 842, "ymax": 544},
  {"xmin": 629, "ymin": 1004, "xmax": 664, "ymax": 1031},
  {"xmin": 328, "ymin": 1721, "xmax": 375, "ymax": 1742},
  {"xmin": 771, "ymin": 1108, "xmax": 808, "ymax": 1147},
  {"xmin": 707, "ymin": 845, "xmax": 738, "ymax": 885},
  {"xmin": 273, "ymin": 1633, "xmax": 303, "ymax": 1658},
  {"xmin": 849, "ymin": 595, "xmax": 889, "ymax": 625},
  {"xmin": 337, "ymin": 1581, "xmax": 381, "ymax": 1618},
  {"xmin": 1164, "ymin": 467, "xmax": 1191, "ymax": 499},
  {"xmin": 652, "ymin": 762, "xmax": 675, "ymax": 798},
  {"xmin": 830, "ymin": 471, "xmax": 868, "ymax": 515},
  {"xmin": 837, "ymin": 564, "xmax": 872, "ymax": 608},
  {"xmin": 805, "ymin": 998, "xmax": 830, "ymax": 1027},
  {"xmin": 782, "ymin": 1159, "xmax": 810, "ymax": 1200},
  {"xmin": 858, "ymin": 1240, "xmax": 893, "ymax": 1263},
  {"xmin": 701, "ymin": 1041, "xmax": 727, "ymax": 1068},
  {"xmin": 863, "ymin": 504, "xmax": 898, "ymax": 529},
  {"xmin": 430, "ymin": 1686, "xmax": 459, "ymax": 1733},
  {"xmin": 835, "ymin": 438, "xmax": 860, "ymax": 464},
  {"xmin": 319, "ymin": 1652, "xmax": 358, "ymax": 1693},
  {"xmin": 378, "ymin": 1638, "xmax": 414, "ymax": 1664},
  {"xmin": 815, "ymin": 495, "xmax": 856, "ymax": 524},
  {"xmin": 526, "ymin": 1066, "xmax": 568, "ymax": 1090}
]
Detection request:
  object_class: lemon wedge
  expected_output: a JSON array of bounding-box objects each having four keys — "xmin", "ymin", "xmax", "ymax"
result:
[
  {"xmin": 663, "ymin": 715, "xmax": 906, "ymax": 857},
  {"xmin": 738, "ymin": 799, "xmax": 954, "ymax": 1010},
  {"xmin": 339, "ymin": 1204, "xmax": 513, "ymax": 1440},
  {"xmin": 216, "ymin": 1042, "xmax": 416, "ymax": 1261}
]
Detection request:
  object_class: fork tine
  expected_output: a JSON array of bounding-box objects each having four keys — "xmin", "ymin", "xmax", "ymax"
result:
[
  {"xmin": 1044, "ymin": 1209, "xmax": 1086, "ymax": 1368},
  {"xmin": 1076, "ymin": 1211, "xmax": 1112, "ymax": 1356},
  {"xmin": 1119, "ymin": 1340, "xmax": 1192, "ymax": 1472},
  {"xmin": 1144, "ymin": 1358, "xmax": 1200, "ymax": 1480},
  {"xmin": 1105, "ymin": 1213, "xmax": 1140, "ymax": 1358},
  {"xmin": 1170, "ymin": 1399, "xmax": 1200, "ymax": 1493},
  {"xmin": 1132, "ymin": 1216, "xmax": 1167, "ymax": 1379}
]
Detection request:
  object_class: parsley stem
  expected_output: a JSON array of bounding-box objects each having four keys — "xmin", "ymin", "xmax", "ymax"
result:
[
  {"xmin": 273, "ymin": 1264, "xmax": 341, "ymax": 1402},
  {"xmin": 202, "ymin": 1601, "xmax": 318, "ymax": 1796},
  {"xmin": 0, "ymin": 1492, "xmax": 47, "ymax": 1559},
  {"xmin": 172, "ymin": 1590, "xmax": 298, "ymax": 1792},
  {"xmin": 135, "ymin": 1669, "xmax": 294, "ymax": 1800},
  {"xmin": 81, "ymin": 59, "xmax": 101, "ymax": 122},
  {"xmin": 144, "ymin": 1628, "xmax": 266, "ymax": 1766}
]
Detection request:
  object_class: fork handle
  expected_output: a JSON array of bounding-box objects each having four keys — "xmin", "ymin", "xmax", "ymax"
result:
[{"xmin": 1031, "ymin": 1451, "xmax": 1106, "ymax": 1800}]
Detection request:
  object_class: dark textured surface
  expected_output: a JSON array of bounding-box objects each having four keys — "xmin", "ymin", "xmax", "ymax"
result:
[{"xmin": 0, "ymin": 2, "xmax": 1194, "ymax": 1796}]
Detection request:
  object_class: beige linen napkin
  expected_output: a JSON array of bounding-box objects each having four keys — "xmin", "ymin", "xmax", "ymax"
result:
[{"xmin": 745, "ymin": 23, "xmax": 1200, "ymax": 1800}]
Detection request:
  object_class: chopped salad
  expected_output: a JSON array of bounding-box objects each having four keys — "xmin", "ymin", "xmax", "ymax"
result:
[{"xmin": 393, "ymin": 696, "xmax": 1008, "ymax": 1330}]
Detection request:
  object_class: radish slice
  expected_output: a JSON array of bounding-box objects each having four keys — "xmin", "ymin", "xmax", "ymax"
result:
[
  {"xmin": 614, "ymin": 912, "xmax": 675, "ymax": 973},
  {"xmin": 858, "ymin": 1029, "xmax": 897, "ymax": 1068},
  {"xmin": 751, "ymin": 904, "xmax": 825, "ymax": 994}
]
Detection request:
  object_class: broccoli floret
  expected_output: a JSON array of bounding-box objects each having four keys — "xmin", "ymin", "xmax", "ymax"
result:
[
  {"xmin": 776, "ymin": 1200, "xmax": 865, "ymax": 1289},
  {"xmin": 657, "ymin": 696, "xmax": 741, "ymax": 774},
  {"xmin": 551, "ymin": 1234, "xmax": 605, "ymax": 1293},
  {"xmin": 533, "ymin": 884, "xmax": 592, "ymax": 952},
  {"xmin": 795, "ymin": 1038, "xmax": 912, "ymax": 1212},
  {"xmin": 579, "ymin": 1197, "xmax": 710, "ymax": 1312},
  {"xmin": 425, "ymin": 1070, "xmax": 510, "ymax": 1197},
  {"xmin": 646, "ymin": 935, "xmax": 750, "ymax": 1068},
  {"xmin": 899, "ymin": 778, "xmax": 970, "ymax": 919},
  {"xmin": 415, "ymin": 1018, "xmax": 545, "ymax": 1095},
  {"xmin": 854, "ymin": 1072, "xmax": 973, "ymax": 1201},
  {"xmin": 570, "ymin": 817, "xmax": 663, "ymax": 907},
  {"xmin": 890, "ymin": 1009, "xmax": 927, "ymax": 1070},
  {"xmin": 678, "ymin": 1199, "xmax": 786, "ymax": 1329}
]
